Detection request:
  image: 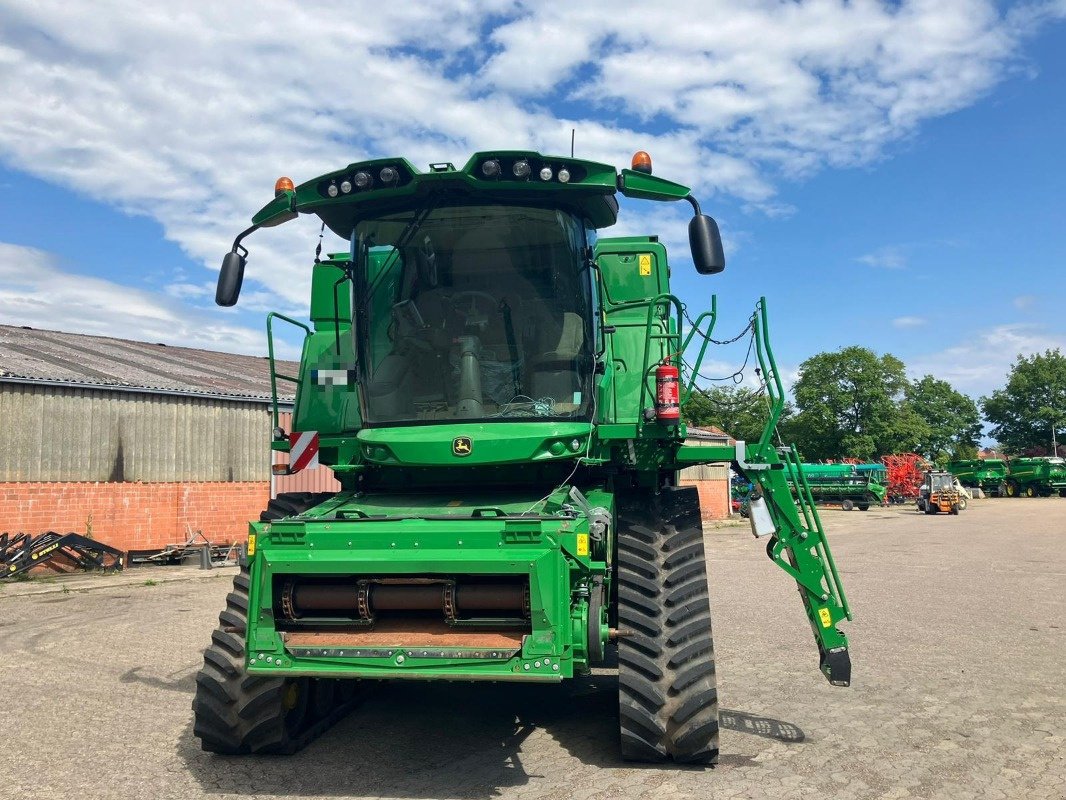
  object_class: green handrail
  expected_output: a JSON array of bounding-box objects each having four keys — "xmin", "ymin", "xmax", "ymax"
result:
[{"xmin": 266, "ymin": 312, "xmax": 312, "ymax": 429}]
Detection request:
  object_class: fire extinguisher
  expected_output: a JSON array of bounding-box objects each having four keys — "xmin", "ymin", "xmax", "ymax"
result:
[{"xmin": 655, "ymin": 356, "xmax": 680, "ymax": 424}]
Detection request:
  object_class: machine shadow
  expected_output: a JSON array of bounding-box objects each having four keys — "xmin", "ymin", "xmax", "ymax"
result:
[
  {"xmin": 179, "ymin": 675, "xmax": 620, "ymax": 799},
  {"xmin": 179, "ymin": 671, "xmax": 806, "ymax": 798}
]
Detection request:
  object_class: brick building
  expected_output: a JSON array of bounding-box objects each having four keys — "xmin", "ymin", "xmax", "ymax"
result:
[
  {"xmin": 679, "ymin": 425, "xmax": 735, "ymax": 520},
  {"xmin": 0, "ymin": 325, "xmax": 313, "ymax": 555}
]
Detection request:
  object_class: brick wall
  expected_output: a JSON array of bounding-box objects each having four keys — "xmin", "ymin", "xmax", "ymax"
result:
[
  {"xmin": 0, "ymin": 481, "xmax": 269, "ymax": 553},
  {"xmin": 681, "ymin": 478, "xmax": 731, "ymax": 521}
]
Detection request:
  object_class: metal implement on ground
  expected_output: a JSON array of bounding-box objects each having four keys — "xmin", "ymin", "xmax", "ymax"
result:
[
  {"xmin": 916, "ymin": 471, "xmax": 962, "ymax": 515},
  {"xmin": 789, "ymin": 464, "xmax": 887, "ymax": 511},
  {"xmin": 192, "ymin": 150, "xmax": 852, "ymax": 764},
  {"xmin": 0, "ymin": 531, "xmax": 125, "ymax": 579},
  {"xmin": 882, "ymin": 452, "xmax": 930, "ymax": 504}
]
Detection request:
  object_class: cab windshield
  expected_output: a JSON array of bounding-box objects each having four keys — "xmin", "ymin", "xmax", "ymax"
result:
[
  {"xmin": 352, "ymin": 205, "xmax": 594, "ymax": 425},
  {"xmin": 929, "ymin": 474, "xmax": 953, "ymax": 491}
]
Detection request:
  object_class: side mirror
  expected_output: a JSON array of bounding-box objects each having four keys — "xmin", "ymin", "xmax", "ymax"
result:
[
  {"xmin": 216, "ymin": 250, "xmax": 246, "ymax": 307},
  {"xmin": 689, "ymin": 214, "xmax": 726, "ymax": 275}
]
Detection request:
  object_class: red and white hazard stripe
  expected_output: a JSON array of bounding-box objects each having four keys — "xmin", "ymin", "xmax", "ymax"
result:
[{"xmin": 288, "ymin": 431, "xmax": 320, "ymax": 472}]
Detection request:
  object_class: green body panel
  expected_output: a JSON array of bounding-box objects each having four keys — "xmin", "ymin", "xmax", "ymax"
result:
[
  {"xmin": 946, "ymin": 458, "xmax": 1008, "ymax": 488},
  {"xmin": 596, "ymin": 237, "xmax": 672, "ymax": 426},
  {"xmin": 800, "ymin": 464, "xmax": 860, "ymax": 478},
  {"xmin": 791, "ymin": 477, "xmax": 886, "ymax": 505},
  {"xmin": 789, "ymin": 464, "xmax": 886, "ymax": 504},
  {"xmin": 241, "ymin": 150, "xmax": 851, "ymax": 687},
  {"xmin": 245, "ymin": 487, "xmax": 610, "ymax": 681},
  {"xmin": 1006, "ymin": 457, "xmax": 1066, "ymax": 489},
  {"xmin": 357, "ymin": 422, "xmax": 591, "ymax": 466}
]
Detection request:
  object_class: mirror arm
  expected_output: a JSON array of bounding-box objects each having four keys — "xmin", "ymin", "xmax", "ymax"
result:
[
  {"xmin": 684, "ymin": 195, "xmax": 702, "ymax": 215},
  {"xmin": 230, "ymin": 224, "xmax": 259, "ymax": 256}
]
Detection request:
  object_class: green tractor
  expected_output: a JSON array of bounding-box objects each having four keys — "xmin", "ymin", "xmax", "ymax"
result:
[{"xmin": 192, "ymin": 150, "xmax": 851, "ymax": 764}]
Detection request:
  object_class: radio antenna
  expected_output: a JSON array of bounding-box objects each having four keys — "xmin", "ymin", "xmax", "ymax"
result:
[{"xmin": 571, "ymin": 128, "xmax": 575, "ymax": 158}]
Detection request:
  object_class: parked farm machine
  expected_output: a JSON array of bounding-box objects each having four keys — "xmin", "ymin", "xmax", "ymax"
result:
[
  {"xmin": 945, "ymin": 458, "xmax": 1008, "ymax": 495},
  {"xmin": 881, "ymin": 453, "xmax": 929, "ymax": 504},
  {"xmin": 947, "ymin": 456, "xmax": 1066, "ymax": 497},
  {"xmin": 192, "ymin": 150, "xmax": 852, "ymax": 764},
  {"xmin": 789, "ymin": 464, "xmax": 886, "ymax": 511},
  {"xmin": 916, "ymin": 471, "xmax": 962, "ymax": 515},
  {"xmin": 1000, "ymin": 457, "xmax": 1066, "ymax": 497}
]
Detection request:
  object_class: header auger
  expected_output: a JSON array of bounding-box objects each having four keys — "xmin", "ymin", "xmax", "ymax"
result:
[{"xmin": 193, "ymin": 149, "xmax": 851, "ymax": 765}]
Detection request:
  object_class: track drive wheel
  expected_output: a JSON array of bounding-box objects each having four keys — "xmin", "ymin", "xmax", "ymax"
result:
[
  {"xmin": 616, "ymin": 486, "xmax": 719, "ymax": 765},
  {"xmin": 261, "ymin": 492, "xmax": 335, "ymax": 521},
  {"xmin": 194, "ymin": 492, "xmax": 359, "ymax": 755}
]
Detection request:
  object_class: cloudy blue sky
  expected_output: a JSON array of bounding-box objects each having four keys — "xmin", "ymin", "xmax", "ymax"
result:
[{"xmin": 0, "ymin": 0, "xmax": 1063, "ymax": 399}]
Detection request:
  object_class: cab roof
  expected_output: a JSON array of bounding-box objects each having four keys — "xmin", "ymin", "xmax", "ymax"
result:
[{"xmin": 254, "ymin": 151, "xmax": 624, "ymax": 238}]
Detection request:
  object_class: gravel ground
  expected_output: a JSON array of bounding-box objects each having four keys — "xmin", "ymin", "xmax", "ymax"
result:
[{"xmin": 1, "ymin": 498, "xmax": 1063, "ymax": 799}]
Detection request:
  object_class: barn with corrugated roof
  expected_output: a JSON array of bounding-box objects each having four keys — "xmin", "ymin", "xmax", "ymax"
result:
[{"xmin": 0, "ymin": 324, "xmax": 336, "ymax": 556}]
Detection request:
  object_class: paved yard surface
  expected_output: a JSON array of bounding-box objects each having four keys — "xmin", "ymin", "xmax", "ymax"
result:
[{"xmin": 2, "ymin": 499, "xmax": 1064, "ymax": 799}]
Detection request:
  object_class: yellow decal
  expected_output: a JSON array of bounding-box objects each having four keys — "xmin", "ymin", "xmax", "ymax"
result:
[
  {"xmin": 818, "ymin": 608, "xmax": 832, "ymax": 628},
  {"xmin": 576, "ymin": 533, "xmax": 590, "ymax": 556},
  {"xmin": 447, "ymin": 500, "xmax": 463, "ymax": 507},
  {"xmin": 638, "ymin": 254, "xmax": 652, "ymax": 276},
  {"xmin": 246, "ymin": 533, "xmax": 256, "ymax": 556}
]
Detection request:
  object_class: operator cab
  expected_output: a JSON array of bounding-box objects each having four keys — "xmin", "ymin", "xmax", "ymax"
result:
[{"xmin": 353, "ymin": 204, "xmax": 594, "ymax": 425}]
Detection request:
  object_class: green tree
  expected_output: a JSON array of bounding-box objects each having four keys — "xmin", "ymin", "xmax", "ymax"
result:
[
  {"xmin": 905, "ymin": 376, "xmax": 982, "ymax": 463},
  {"xmin": 788, "ymin": 346, "xmax": 929, "ymax": 461},
  {"xmin": 982, "ymin": 349, "xmax": 1066, "ymax": 454},
  {"xmin": 683, "ymin": 385, "xmax": 776, "ymax": 443}
]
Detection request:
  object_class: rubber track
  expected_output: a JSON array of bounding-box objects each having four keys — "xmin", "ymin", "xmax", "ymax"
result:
[
  {"xmin": 616, "ymin": 486, "xmax": 719, "ymax": 764},
  {"xmin": 194, "ymin": 492, "xmax": 359, "ymax": 755},
  {"xmin": 260, "ymin": 492, "xmax": 336, "ymax": 522}
]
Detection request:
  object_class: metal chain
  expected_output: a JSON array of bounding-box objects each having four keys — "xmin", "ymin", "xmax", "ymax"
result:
[
  {"xmin": 681, "ymin": 326, "xmax": 757, "ymax": 384},
  {"xmin": 682, "ymin": 305, "xmax": 755, "ymax": 345}
]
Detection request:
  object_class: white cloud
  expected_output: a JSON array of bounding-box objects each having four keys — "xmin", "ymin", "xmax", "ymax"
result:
[
  {"xmin": 1013, "ymin": 294, "xmax": 1037, "ymax": 310},
  {"xmin": 858, "ymin": 246, "xmax": 908, "ymax": 269},
  {"xmin": 0, "ymin": 0, "xmax": 1061, "ymax": 340},
  {"xmin": 893, "ymin": 316, "xmax": 928, "ymax": 328},
  {"xmin": 908, "ymin": 322, "xmax": 1066, "ymax": 393},
  {"xmin": 0, "ymin": 241, "xmax": 302, "ymax": 356}
]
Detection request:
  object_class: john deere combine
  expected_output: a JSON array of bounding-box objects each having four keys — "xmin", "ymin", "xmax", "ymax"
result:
[{"xmin": 192, "ymin": 150, "xmax": 851, "ymax": 764}]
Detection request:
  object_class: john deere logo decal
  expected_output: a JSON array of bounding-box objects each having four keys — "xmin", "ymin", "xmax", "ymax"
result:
[{"xmin": 452, "ymin": 437, "xmax": 472, "ymax": 457}]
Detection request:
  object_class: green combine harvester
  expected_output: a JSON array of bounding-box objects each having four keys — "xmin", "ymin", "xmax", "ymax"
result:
[
  {"xmin": 192, "ymin": 149, "xmax": 851, "ymax": 764},
  {"xmin": 1003, "ymin": 457, "xmax": 1066, "ymax": 497},
  {"xmin": 945, "ymin": 459, "xmax": 1008, "ymax": 495},
  {"xmin": 791, "ymin": 464, "xmax": 886, "ymax": 511}
]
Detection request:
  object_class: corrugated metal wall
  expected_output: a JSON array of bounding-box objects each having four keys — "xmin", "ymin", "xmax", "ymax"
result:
[
  {"xmin": 271, "ymin": 411, "xmax": 341, "ymax": 496},
  {"xmin": 0, "ymin": 382, "xmax": 271, "ymax": 482},
  {"xmin": 679, "ymin": 464, "xmax": 730, "ymax": 481}
]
